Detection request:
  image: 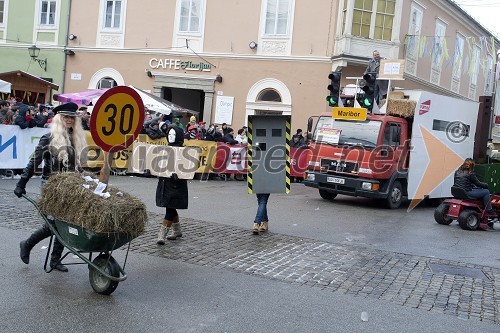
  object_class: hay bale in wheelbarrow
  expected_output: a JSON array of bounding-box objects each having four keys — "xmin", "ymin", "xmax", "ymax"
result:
[{"xmin": 38, "ymin": 173, "xmax": 147, "ymax": 237}]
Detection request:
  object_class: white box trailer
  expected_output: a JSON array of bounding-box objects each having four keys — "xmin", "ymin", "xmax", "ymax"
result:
[{"xmin": 403, "ymin": 90, "xmax": 479, "ymax": 201}]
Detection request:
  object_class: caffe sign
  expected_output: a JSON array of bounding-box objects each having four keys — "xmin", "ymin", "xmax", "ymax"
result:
[{"xmin": 149, "ymin": 58, "xmax": 211, "ymax": 72}]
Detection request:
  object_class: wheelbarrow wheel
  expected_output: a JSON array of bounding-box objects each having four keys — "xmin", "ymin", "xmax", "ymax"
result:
[{"xmin": 89, "ymin": 254, "xmax": 120, "ymax": 295}]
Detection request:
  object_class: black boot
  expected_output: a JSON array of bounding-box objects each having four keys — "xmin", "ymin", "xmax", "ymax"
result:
[
  {"xmin": 49, "ymin": 238, "xmax": 68, "ymax": 272},
  {"xmin": 20, "ymin": 225, "xmax": 51, "ymax": 264}
]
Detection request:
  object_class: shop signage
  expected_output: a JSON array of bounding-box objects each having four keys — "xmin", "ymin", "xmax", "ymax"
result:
[{"xmin": 149, "ymin": 58, "xmax": 211, "ymax": 72}]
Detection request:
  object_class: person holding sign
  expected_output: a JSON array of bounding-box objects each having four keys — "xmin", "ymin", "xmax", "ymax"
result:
[
  {"xmin": 156, "ymin": 122, "xmax": 189, "ymax": 244},
  {"xmin": 364, "ymin": 50, "xmax": 388, "ymax": 104},
  {"xmin": 15, "ymin": 102, "xmax": 87, "ymax": 272}
]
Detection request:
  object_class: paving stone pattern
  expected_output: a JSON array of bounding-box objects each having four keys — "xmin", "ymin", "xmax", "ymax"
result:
[{"xmin": 1, "ymin": 190, "xmax": 499, "ymax": 324}]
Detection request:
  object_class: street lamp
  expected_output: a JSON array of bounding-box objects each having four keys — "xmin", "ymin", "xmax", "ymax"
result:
[{"xmin": 28, "ymin": 45, "xmax": 47, "ymax": 71}]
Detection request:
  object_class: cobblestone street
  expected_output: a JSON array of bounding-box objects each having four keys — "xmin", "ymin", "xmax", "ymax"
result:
[{"xmin": 1, "ymin": 189, "xmax": 499, "ymax": 325}]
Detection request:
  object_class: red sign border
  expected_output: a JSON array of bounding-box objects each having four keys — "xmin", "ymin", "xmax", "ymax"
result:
[{"xmin": 90, "ymin": 86, "xmax": 145, "ymax": 152}]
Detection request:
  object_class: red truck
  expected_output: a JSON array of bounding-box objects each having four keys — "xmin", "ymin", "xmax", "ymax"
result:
[{"xmin": 303, "ymin": 90, "xmax": 480, "ymax": 208}]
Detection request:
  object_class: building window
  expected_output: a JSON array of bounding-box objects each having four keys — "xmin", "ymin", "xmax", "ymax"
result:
[
  {"xmin": 453, "ymin": 34, "xmax": 465, "ymax": 79},
  {"xmin": 471, "ymin": 45, "xmax": 480, "ymax": 86},
  {"xmin": 98, "ymin": 77, "xmax": 117, "ymax": 89},
  {"xmin": 264, "ymin": 0, "xmax": 291, "ymax": 36},
  {"xmin": 374, "ymin": 0, "xmax": 395, "ymax": 40},
  {"xmin": 341, "ymin": 0, "xmax": 347, "ymax": 34},
  {"xmin": 40, "ymin": 0, "xmax": 56, "ymax": 25},
  {"xmin": 258, "ymin": 89, "xmax": 282, "ymax": 102},
  {"xmin": 407, "ymin": 2, "xmax": 423, "ymax": 59},
  {"xmin": 104, "ymin": 0, "xmax": 122, "ymax": 29},
  {"xmin": 179, "ymin": 0, "xmax": 201, "ymax": 33},
  {"xmin": 431, "ymin": 20, "xmax": 446, "ymax": 70},
  {"xmin": 0, "ymin": 1, "xmax": 5, "ymax": 25},
  {"xmin": 351, "ymin": 0, "xmax": 395, "ymax": 41},
  {"xmin": 485, "ymin": 57, "xmax": 494, "ymax": 95}
]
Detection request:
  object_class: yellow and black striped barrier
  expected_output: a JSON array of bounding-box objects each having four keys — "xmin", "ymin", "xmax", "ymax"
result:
[
  {"xmin": 247, "ymin": 118, "xmax": 254, "ymax": 194},
  {"xmin": 285, "ymin": 117, "xmax": 291, "ymax": 194}
]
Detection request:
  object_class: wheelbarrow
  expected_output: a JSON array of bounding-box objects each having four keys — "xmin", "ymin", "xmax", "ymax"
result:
[{"xmin": 24, "ymin": 195, "xmax": 136, "ymax": 295}]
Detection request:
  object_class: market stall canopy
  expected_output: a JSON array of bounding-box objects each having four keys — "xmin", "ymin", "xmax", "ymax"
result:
[
  {"xmin": 53, "ymin": 89, "xmax": 109, "ymax": 105},
  {"xmin": 0, "ymin": 70, "xmax": 59, "ymax": 104},
  {"xmin": 0, "ymin": 70, "xmax": 59, "ymax": 90},
  {"xmin": 128, "ymin": 85, "xmax": 198, "ymax": 116},
  {"xmin": 0, "ymin": 79, "xmax": 11, "ymax": 93},
  {"xmin": 53, "ymin": 86, "xmax": 198, "ymax": 116}
]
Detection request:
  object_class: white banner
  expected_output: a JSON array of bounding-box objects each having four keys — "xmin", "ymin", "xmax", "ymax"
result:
[
  {"xmin": 0, "ymin": 125, "xmax": 50, "ymax": 169},
  {"xmin": 214, "ymin": 96, "xmax": 234, "ymax": 125}
]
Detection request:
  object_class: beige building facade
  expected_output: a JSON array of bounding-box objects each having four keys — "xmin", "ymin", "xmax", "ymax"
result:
[{"xmin": 62, "ymin": 0, "xmax": 499, "ymax": 130}]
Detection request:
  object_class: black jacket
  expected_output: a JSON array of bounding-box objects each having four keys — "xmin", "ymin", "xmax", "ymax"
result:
[
  {"xmin": 145, "ymin": 125, "xmax": 165, "ymax": 140},
  {"xmin": 14, "ymin": 106, "xmax": 36, "ymax": 129},
  {"xmin": 16, "ymin": 133, "xmax": 79, "ymax": 188},
  {"xmin": 34, "ymin": 114, "xmax": 49, "ymax": 128},
  {"xmin": 155, "ymin": 125, "xmax": 188, "ymax": 209},
  {"xmin": 223, "ymin": 133, "xmax": 239, "ymax": 145},
  {"xmin": 453, "ymin": 169, "xmax": 488, "ymax": 192}
]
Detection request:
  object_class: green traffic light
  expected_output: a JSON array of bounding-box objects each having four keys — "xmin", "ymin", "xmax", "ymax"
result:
[
  {"xmin": 327, "ymin": 96, "xmax": 337, "ymax": 107},
  {"xmin": 362, "ymin": 98, "xmax": 372, "ymax": 107}
]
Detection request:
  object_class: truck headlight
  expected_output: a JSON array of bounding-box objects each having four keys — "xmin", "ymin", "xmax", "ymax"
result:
[
  {"xmin": 306, "ymin": 173, "xmax": 315, "ymax": 181},
  {"xmin": 361, "ymin": 182, "xmax": 372, "ymax": 190},
  {"xmin": 361, "ymin": 182, "xmax": 379, "ymax": 191}
]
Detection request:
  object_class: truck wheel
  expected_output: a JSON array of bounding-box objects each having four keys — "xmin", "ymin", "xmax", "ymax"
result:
[
  {"xmin": 434, "ymin": 203, "xmax": 453, "ymax": 225},
  {"xmin": 319, "ymin": 189, "xmax": 337, "ymax": 200},
  {"xmin": 457, "ymin": 209, "xmax": 480, "ymax": 231},
  {"xmin": 386, "ymin": 181, "xmax": 403, "ymax": 209}
]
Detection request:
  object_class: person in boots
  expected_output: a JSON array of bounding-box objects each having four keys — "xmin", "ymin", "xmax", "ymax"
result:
[
  {"xmin": 156, "ymin": 121, "xmax": 188, "ymax": 244},
  {"xmin": 14, "ymin": 102, "xmax": 87, "ymax": 272}
]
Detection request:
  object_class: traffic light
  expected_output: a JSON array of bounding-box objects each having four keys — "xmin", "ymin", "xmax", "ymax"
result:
[
  {"xmin": 326, "ymin": 71, "xmax": 341, "ymax": 107},
  {"xmin": 359, "ymin": 72, "xmax": 377, "ymax": 111}
]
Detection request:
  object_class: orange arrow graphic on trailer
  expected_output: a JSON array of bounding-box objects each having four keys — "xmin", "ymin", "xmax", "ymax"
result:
[{"xmin": 408, "ymin": 125, "xmax": 465, "ymax": 211}]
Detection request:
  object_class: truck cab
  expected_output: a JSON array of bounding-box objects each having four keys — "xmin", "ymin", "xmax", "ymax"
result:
[{"xmin": 303, "ymin": 112, "xmax": 411, "ymax": 208}]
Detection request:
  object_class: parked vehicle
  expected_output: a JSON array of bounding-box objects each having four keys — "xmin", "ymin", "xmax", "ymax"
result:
[{"xmin": 303, "ymin": 90, "xmax": 480, "ymax": 208}]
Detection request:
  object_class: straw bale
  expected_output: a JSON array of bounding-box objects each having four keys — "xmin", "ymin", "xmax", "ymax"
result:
[
  {"xmin": 38, "ymin": 172, "xmax": 147, "ymax": 236},
  {"xmin": 386, "ymin": 99, "xmax": 417, "ymax": 118}
]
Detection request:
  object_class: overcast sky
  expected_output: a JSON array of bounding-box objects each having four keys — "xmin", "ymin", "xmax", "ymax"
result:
[{"xmin": 455, "ymin": 0, "xmax": 500, "ymax": 39}]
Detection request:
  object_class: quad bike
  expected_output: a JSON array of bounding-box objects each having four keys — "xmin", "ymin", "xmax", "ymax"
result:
[{"xmin": 434, "ymin": 186, "xmax": 499, "ymax": 231}]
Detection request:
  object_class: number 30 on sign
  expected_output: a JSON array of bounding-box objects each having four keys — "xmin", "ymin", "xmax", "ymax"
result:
[{"xmin": 90, "ymin": 86, "xmax": 145, "ymax": 152}]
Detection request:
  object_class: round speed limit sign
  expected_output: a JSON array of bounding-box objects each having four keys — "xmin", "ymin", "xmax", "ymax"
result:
[{"xmin": 90, "ymin": 86, "xmax": 145, "ymax": 152}]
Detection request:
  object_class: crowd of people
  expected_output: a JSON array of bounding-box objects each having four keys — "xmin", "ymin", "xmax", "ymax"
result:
[
  {"xmin": 142, "ymin": 112, "xmax": 251, "ymax": 145},
  {"xmin": 142, "ymin": 111, "xmax": 309, "ymax": 148},
  {"xmin": 1, "ymin": 100, "xmax": 308, "ymax": 149},
  {"xmin": 0, "ymin": 97, "xmax": 60, "ymax": 128}
]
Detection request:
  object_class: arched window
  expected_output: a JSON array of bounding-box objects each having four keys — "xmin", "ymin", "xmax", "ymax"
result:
[
  {"xmin": 98, "ymin": 77, "xmax": 117, "ymax": 89},
  {"xmin": 257, "ymin": 89, "xmax": 282, "ymax": 102}
]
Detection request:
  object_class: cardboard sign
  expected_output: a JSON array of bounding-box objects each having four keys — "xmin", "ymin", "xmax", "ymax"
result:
[
  {"xmin": 379, "ymin": 59, "xmax": 405, "ymax": 79},
  {"xmin": 128, "ymin": 142, "xmax": 200, "ymax": 179}
]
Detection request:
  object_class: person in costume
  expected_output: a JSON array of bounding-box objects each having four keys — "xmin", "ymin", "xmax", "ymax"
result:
[
  {"xmin": 15, "ymin": 102, "xmax": 87, "ymax": 272},
  {"xmin": 156, "ymin": 122, "xmax": 189, "ymax": 244}
]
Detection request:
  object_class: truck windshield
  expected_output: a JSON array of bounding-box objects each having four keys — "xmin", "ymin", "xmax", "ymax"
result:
[{"xmin": 313, "ymin": 117, "xmax": 381, "ymax": 149}]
